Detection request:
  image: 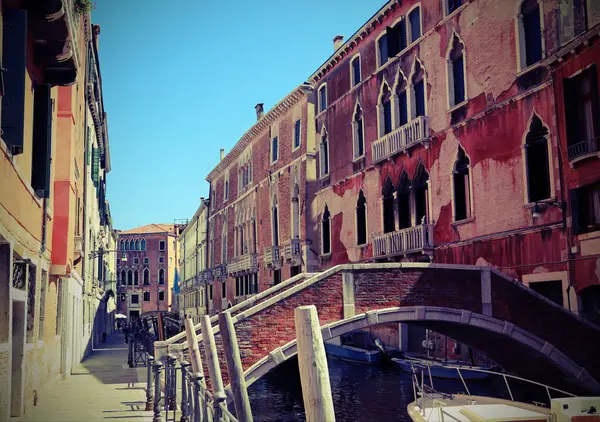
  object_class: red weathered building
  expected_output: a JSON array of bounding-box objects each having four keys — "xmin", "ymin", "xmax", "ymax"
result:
[
  {"xmin": 547, "ymin": 14, "xmax": 600, "ymax": 324},
  {"xmin": 203, "ymin": 0, "xmax": 600, "ymax": 327},
  {"xmin": 116, "ymin": 224, "xmax": 179, "ymax": 319}
]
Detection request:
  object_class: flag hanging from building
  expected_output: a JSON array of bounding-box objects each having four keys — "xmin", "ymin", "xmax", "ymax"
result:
[{"xmin": 173, "ymin": 268, "xmax": 181, "ymax": 295}]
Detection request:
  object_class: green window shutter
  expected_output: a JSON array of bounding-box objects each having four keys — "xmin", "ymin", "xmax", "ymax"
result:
[{"xmin": 92, "ymin": 147, "xmax": 99, "ymax": 186}]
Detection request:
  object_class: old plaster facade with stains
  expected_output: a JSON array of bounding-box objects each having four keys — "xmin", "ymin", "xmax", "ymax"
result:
[{"xmin": 192, "ymin": 0, "xmax": 600, "ymax": 324}]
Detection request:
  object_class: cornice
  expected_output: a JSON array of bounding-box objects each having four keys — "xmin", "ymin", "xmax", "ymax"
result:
[{"xmin": 206, "ymin": 84, "xmax": 313, "ymax": 182}]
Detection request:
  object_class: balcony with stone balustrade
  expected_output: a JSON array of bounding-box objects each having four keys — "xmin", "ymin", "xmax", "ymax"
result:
[
  {"xmin": 372, "ymin": 116, "xmax": 430, "ymax": 164},
  {"xmin": 227, "ymin": 253, "xmax": 258, "ymax": 276},
  {"xmin": 264, "ymin": 245, "xmax": 281, "ymax": 269},
  {"xmin": 372, "ymin": 224, "xmax": 434, "ymax": 258}
]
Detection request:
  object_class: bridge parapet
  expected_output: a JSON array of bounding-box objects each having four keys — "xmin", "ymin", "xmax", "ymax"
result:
[{"xmin": 157, "ymin": 263, "xmax": 600, "ymax": 396}]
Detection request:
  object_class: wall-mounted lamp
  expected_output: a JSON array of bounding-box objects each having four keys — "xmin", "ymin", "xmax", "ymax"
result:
[{"xmin": 531, "ymin": 199, "xmax": 566, "ymax": 219}]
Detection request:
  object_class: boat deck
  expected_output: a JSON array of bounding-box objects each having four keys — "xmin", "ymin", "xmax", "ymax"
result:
[{"xmin": 409, "ymin": 395, "xmax": 551, "ymax": 422}]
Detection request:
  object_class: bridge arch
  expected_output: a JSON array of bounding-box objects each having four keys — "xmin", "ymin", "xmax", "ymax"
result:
[{"xmin": 240, "ymin": 306, "xmax": 600, "ymax": 396}]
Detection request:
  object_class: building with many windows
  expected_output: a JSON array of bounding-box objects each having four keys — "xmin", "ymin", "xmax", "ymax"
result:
[
  {"xmin": 116, "ymin": 224, "xmax": 179, "ymax": 319},
  {"xmin": 177, "ymin": 200, "xmax": 210, "ymax": 322},
  {"xmin": 0, "ymin": 2, "xmax": 117, "ymax": 419},
  {"xmin": 200, "ymin": 0, "xmax": 600, "ymax": 331}
]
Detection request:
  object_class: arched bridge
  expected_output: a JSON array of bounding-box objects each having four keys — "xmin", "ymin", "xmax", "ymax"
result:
[{"xmin": 158, "ymin": 264, "xmax": 600, "ymax": 395}]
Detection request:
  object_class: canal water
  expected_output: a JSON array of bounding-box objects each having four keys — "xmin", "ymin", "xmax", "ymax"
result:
[{"xmin": 247, "ymin": 355, "xmax": 553, "ymax": 422}]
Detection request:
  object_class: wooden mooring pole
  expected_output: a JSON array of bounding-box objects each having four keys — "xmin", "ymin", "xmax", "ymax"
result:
[
  {"xmin": 295, "ymin": 305, "xmax": 336, "ymax": 422},
  {"xmin": 219, "ymin": 311, "xmax": 253, "ymax": 422}
]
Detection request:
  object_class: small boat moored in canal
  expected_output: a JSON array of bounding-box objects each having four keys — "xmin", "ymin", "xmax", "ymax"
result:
[{"xmin": 407, "ymin": 366, "xmax": 599, "ymax": 422}]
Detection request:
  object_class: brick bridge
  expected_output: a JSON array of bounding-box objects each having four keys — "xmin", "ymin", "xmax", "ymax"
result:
[{"xmin": 159, "ymin": 264, "xmax": 600, "ymax": 396}]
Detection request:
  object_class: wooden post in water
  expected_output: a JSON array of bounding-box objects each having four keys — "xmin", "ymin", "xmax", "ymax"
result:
[
  {"xmin": 295, "ymin": 305, "xmax": 336, "ymax": 422},
  {"xmin": 219, "ymin": 311, "xmax": 253, "ymax": 422}
]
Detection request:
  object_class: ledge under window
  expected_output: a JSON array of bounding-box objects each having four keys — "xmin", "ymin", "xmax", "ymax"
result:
[
  {"xmin": 516, "ymin": 62, "xmax": 543, "ymax": 78},
  {"xmin": 451, "ymin": 216, "xmax": 475, "ymax": 227},
  {"xmin": 447, "ymin": 99, "xmax": 469, "ymax": 114}
]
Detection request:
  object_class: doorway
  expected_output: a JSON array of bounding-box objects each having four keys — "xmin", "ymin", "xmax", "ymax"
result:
[{"xmin": 11, "ymin": 300, "xmax": 25, "ymax": 417}]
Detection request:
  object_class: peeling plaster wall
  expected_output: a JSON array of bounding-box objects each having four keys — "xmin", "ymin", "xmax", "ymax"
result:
[{"xmin": 309, "ymin": 0, "xmax": 566, "ymax": 271}]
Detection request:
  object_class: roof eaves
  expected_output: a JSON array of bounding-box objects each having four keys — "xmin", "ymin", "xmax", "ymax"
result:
[{"xmin": 205, "ymin": 84, "xmax": 313, "ymax": 182}]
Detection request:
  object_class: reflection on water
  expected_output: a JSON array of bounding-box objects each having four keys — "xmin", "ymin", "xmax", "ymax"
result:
[{"xmin": 248, "ymin": 355, "xmax": 552, "ymax": 422}]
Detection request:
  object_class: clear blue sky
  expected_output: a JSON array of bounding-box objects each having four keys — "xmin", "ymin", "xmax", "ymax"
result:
[{"xmin": 93, "ymin": 0, "xmax": 381, "ymax": 231}]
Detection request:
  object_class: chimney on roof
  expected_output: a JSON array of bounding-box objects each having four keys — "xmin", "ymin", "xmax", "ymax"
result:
[
  {"xmin": 255, "ymin": 103, "xmax": 264, "ymax": 120},
  {"xmin": 333, "ymin": 35, "xmax": 344, "ymax": 51},
  {"xmin": 220, "ymin": 148, "xmax": 225, "ymax": 161}
]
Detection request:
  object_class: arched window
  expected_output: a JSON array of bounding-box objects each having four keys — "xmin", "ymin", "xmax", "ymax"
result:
[
  {"xmin": 271, "ymin": 197, "xmax": 279, "ymax": 247},
  {"xmin": 356, "ymin": 190, "xmax": 367, "ymax": 245},
  {"xmin": 453, "ymin": 147, "xmax": 471, "ymax": 221},
  {"xmin": 378, "ymin": 82, "xmax": 393, "ymax": 137},
  {"xmin": 525, "ymin": 115, "xmax": 551, "ymax": 202},
  {"xmin": 410, "ymin": 59, "xmax": 426, "ymax": 119},
  {"xmin": 120, "ymin": 269, "xmax": 126, "ymax": 286},
  {"xmin": 394, "ymin": 71, "xmax": 409, "ymax": 127},
  {"xmin": 141, "ymin": 239, "xmax": 146, "ymax": 250},
  {"xmin": 382, "ymin": 177, "xmax": 396, "ymax": 233},
  {"xmin": 127, "ymin": 270, "xmax": 133, "ymax": 286},
  {"xmin": 134, "ymin": 270, "xmax": 139, "ymax": 286},
  {"xmin": 448, "ymin": 34, "xmax": 466, "ymax": 108},
  {"xmin": 135, "ymin": 239, "xmax": 140, "ymax": 250},
  {"xmin": 120, "ymin": 240, "xmax": 125, "ymax": 251},
  {"xmin": 320, "ymin": 127, "xmax": 330, "ymax": 177},
  {"xmin": 352, "ymin": 103, "xmax": 365, "ymax": 159},
  {"xmin": 125, "ymin": 240, "xmax": 130, "ymax": 251},
  {"xmin": 143, "ymin": 268, "xmax": 149, "ymax": 285},
  {"xmin": 159, "ymin": 268, "xmax": 165, "ymax": 285},
  {"xmin": 518, "ymin": 0, "xmax": 543, "ymax": 70},
  {"xmin": 292, "ymin": 184, "xmax": 300, "ymax": 239},
  {"xmin": 221, "ymin": 222, "xmax": 228, "ymax": 263},
  {"xmin": 397, "ymin": 172, "xmax": 411, "ymax": 229},
  {"xmin": 322, "ymin": 205, "xmax": 331, "ymax": 255},
  {"xmin": 444, "ymin": 0, "xmax": 463, "ymax": 16},
  {"xmin": 413, "ymin": 163, "xmax": 430, "ymax": 225}
]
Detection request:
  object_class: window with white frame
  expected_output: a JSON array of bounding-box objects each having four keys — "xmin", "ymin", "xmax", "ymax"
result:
[
  {"xmin": 319, "ymin": 128, "xmax": 330, "ymax": 177},
  {"xmin": 356, "ymin": 190, "xmax": 367, "ymax": 245},
  {"xmin": 293, "ymin": 119, "xmax": 301, "ymax": 149},
  {"xmin": 377, "ymin": 32, "xmax": 389, "ymax": 68},
  {"xmin": 159, "ymin": 268, "xmax": 165, "ymax": 284},
  {"xmin": 453, "ymin": 146, "xmax": 472, "ymax": 221},
  {"xmin": 378, "ymin": 81, "xmax": 393, "ymax": 137},
  {"xmin": 159, "ymin": 240, "xmax": 165, "ymax": 251},
  {"xmin": 517, "ymin": 0, "xmax": 544, "ymax": 70},
  {"xmin": 387, "ymin": 18, "xmax": 407, "ymax": 58},
  {"xmin": 408, "ymin": 6, "xmax": 422, "ymax": 43},
  {"xmin": 395, "ymin": 71, "xmax": 409, "ymax": 127},
  {"xmin": 352, "ymin": 102, "xmax": 365, "ymax": 159},
  {"xmin": 410, "ymin": 59, "xmax": 426, "ymax": 119},
  {"xmin": 271, "ymin": 197, "xmax": 279, "ymax": 246},
  {"xmin": 318, "ymin": 84, "xmax": 327, "ymax": 112},
  {"xmin": 292, "ymin": 184, "xmax": 300, "ymax": 239},
  {"xmin": 447, "ymin": 34, "xmax": 466, "ymax": 108},
  {"xmin": 525, "ymin": 115, "xmax": 551, "ymax": 203},
  {"xmin": 351, "ymin": 55, "xmax": 361, "ymax": 87},
  {"xmin": 444, "ymin": 0, "xmax": 463, "ymax": 15},
  {"xmin": 271, "ymin": 136, "xmax": 279, "ymax": 164},
  {"xmin": 321, "ymin": 205, "xmax": 331, "ymax": 255},
  {"xmin": 224, "ymin": 171, "xmax": 230, "ymax": 201}
]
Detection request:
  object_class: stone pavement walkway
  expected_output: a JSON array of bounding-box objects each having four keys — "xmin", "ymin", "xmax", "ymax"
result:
[{"xmin": 15, "ymin": 332, "xmax": 153, "ymax": 422}]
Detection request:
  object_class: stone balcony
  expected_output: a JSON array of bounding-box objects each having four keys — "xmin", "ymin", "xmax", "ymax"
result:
[
  {"xmin": 227, "ymin": 253, "xmax": 258, "ymax": 276},
  {"xmin": 200, "ymin": 269, "xmax": 213, "ymax": 284},
  {"xmin": 264, "ymin": 245, "xmax": 281, "ymax": 269},
  {"xmin": 372, "ymin": 224, "xmax": 434, "ymax": 258},
  {"xmin": 282, "ymin": 239, "xmax": 302, "ymax": 265},
  {"xmin": 372, "ymin": 116, "xmax": 430, "ymax": 164},
  {"xmin": 212, "ymin": 264, "xmax": 227, "ymax": 281}
]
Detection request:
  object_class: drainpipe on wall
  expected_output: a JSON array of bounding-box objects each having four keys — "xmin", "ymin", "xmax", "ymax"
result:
[
  {"xmin": 548, "ymin": 66, "xmax": 576, "ymax": 314},
  {"xmin": 204, "ymin": 194, "xmax": 211, "ymax": 315},
  {"xmin": 41, "ymin": 198, "xmax": 48, "ymax": 253}
]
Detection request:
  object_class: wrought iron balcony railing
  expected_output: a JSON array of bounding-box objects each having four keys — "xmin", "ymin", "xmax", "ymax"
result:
[
  {"xmin": 372, "ymin": 116, "xmax": 429, "ymax": 164},
  {"xmin": 372, "ymin": 224, "xmax": 434, "ymax": 258},
  {"xmin": 567, "ymin": 137, "xmax": 599, "ymax": 163}
]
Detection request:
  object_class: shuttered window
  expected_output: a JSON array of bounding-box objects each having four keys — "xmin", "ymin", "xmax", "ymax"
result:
[
  {"xmin": 92, "ymin": 147, "xmax": 100, "ymax": 186},
  {"xmin": 1, "ymin": 8, "xmax": 28, "ymax": 155},
  {"xmin": 31, "ymin": 84, "xmax": 53, "ymax": 198}
]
